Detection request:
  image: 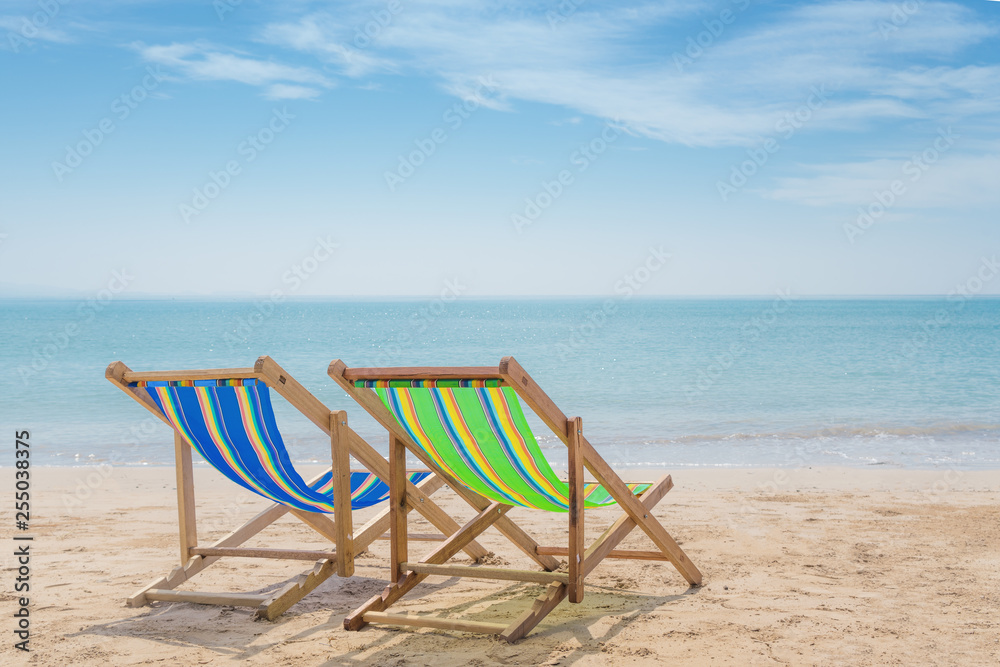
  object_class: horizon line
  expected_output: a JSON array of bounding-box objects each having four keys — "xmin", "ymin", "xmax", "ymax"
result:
[{"xmin": 3, "ymin": 294, "xmax": 999, "ymax": 301}]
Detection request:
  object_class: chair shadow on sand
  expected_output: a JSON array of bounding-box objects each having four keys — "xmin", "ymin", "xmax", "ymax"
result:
[
  {"xmin": 313, "ymin": 578, "xmax": 700, "ymax": 666},
  {"xmin": 68, "ymin": 568, "xmax": 697, "ymax": 664},
  {"xmin": 64, "ymin": 570, "xmax": 382, "ymax": 659}
]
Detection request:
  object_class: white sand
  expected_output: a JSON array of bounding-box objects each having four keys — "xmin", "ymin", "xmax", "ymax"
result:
[{"xmin": 5, "ymin": 465, "xmax": 999, "ymax": 666}]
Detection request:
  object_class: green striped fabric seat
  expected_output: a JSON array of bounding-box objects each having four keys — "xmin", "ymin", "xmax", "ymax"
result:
[{"xmin": 359, "ymin": 379, "xmax": 651, "ymax": 512}]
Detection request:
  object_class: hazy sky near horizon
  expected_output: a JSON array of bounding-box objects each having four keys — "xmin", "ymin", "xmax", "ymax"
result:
[{"xmin": 1, "ymin": 0, "xmax": 998, "ymax": 297}]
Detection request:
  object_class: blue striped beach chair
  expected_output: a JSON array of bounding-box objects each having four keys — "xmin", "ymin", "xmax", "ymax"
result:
[
  {"xmin": 329, "ymin": 357, "xmax": 702, "ymax": 642},
  {"xmin": 106, "ymin": 356, "xmax": 487, "ymax": 620}
]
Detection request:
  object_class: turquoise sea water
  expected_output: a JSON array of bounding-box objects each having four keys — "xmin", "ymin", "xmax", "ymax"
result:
[{"xmin": 1, "ymin": 297, "xmax": 998, "ymax": 469}]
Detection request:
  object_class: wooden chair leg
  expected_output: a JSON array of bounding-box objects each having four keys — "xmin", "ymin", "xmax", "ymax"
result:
[
  {"xmin": 344, "ymin": 429, "xmax": 490, "ymax": 562},
  {"xmin": 567, "ymin": 417, "xmax": 584, "ymax": 603},
  {"xmin": 129, "ymin": 463, "xmax": 344, "ymax": 607},
  {"xmin": 174, "ymin": 432, "xmax": 197, "ymax": 565},
  {"xmin": 580, "ymin": 438, "xmax": 702, "ymax": 585},
  {"xmin": 352, "ymin": 474, "xmax": 445, "ymax": 547},
  {"xmin": 584, "ymin": 474, "xmax": 674, "ymax": 576},
  {"xmin": 255, "ymin": 559, "xmax": 337, "ymax": 621},
  {"xmin": 345, "ymin": 502, "xmax": 512, "ymax": 631},
  {"xmin": 330, "ymin": 411, "xmax": 354, "ymax": 577},
  {"xmin": 499, "ymin": 582, "xmax": 568, "ymax": 643},
  {"xmin": 389, "ymin": 434, "xmax": 408, "ymax": 584},
  {"xmin": 258, "ymin": 474, "xmax": 451, "ymax": 621},
  {"xmin": 289, "ymin": 509, "xmax": 340, "ymax": 543},
  {"xmin": 128, "ymin": 501, "xmax": 290, "ymax": 607}
]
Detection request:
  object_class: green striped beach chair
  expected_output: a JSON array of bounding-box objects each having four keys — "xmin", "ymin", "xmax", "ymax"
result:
[
  {"xmin": 106, "ymin": 356, "xmax": 487, "ymax": 620},
  {"xmin": 329, "ymin": 356, "xmax": 702, "ymax": 642}
]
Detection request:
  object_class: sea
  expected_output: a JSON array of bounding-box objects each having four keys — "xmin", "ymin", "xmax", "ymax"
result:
[{"xmin": 2, "ymin": 297, "xmax": 998, "ymax": 469}]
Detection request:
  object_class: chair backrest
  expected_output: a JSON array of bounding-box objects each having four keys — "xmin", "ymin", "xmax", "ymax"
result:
[
  {"xmin": 134, "ymin": 379, "xmax": 428, "ymax": 511},
  {"xmin": 359, "ymin": 379, "xmax": 649, "ymax": 512}
]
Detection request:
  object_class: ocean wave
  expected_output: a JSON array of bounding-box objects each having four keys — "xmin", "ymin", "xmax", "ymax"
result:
[{"xmin": 636, "ymin": 422, "xmax": 1000, "ymax": 446}]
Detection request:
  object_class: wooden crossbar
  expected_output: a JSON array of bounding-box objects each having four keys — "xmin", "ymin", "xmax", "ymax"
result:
[
  {"xmin": 144, "ymin": 589, "xmax": 268, "ymax": 607},
  {"xmin": 402, "ymin": 563, "xmax": 570, "ymax": 585},
  {"xmin": 362, "ymin": 612, "xmax": 507, "ymax": 635},
  {"xmin": 376, "ymin": 533, "xmax": 446, "ymax": 542},
  {"xmin": 190, "ymin": 547, "xmax": 337, "ymax": 561},
  {"xmin": 536, "ymin": 547, "xmax": 669, "ymax": 562},
  {"xmin": 122, "ymin": 369, "xmax": 258, "ymax": 382},
  {"xmin": 343, "ymin": 366, "xmax": 503, "ymax": 381}
]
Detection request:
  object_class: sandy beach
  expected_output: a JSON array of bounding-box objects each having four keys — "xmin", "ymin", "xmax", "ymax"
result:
[{"xmin": 5, "ymin": 465, "xmax": 999, "ymax": 666}]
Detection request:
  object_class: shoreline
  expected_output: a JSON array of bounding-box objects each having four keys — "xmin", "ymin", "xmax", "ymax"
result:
[{"xmin": 23, "ymin": 463, "xmax": 1000, "ymax": 490}]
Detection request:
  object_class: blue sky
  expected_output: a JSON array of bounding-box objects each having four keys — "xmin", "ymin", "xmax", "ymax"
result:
[{"xmin": 1, "ymin": 0, "xmax": 998, "ymax": 296}]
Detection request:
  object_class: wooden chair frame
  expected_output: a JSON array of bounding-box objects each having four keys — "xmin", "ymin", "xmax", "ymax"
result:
[
  {"xmin": 328, "ymin": 356, "xmax": 702, "ymax": 642},
  {"xmin": 106, "ymin": 355, "xmax": 488, "ymax": 620}
]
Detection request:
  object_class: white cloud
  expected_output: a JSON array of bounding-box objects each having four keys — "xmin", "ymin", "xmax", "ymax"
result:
[
  {"xmin": 260, "ymin": 14, "xmax": 395, "ymax": 78},
  {"xmin": 264, "ymin": 83, "xmax": 322, "ymax": 100},
  {"xmin": 766, "ymin": 147, "xmax": 1000, "ymax": 209},
  {"xmin": 259, "ymin": 0, "xmax": 999, "ymax": 147},
  {"xmin": 0, "ymin": 15, "xmax": 72, "ymax": 47},
  {"xmin": 134, "ymin": 41, "xmax": 332, "ymax": 98}
]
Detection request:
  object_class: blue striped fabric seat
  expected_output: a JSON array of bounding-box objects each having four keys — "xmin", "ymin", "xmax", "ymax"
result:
[{"xmin": 131, "ymin": 378, "xmax": 429, "ymax": 512}]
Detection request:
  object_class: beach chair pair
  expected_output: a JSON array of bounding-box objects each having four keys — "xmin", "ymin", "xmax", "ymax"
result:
[{"xmin": 108, "ymin": 356, "xmax": 701, "ymax": 641}]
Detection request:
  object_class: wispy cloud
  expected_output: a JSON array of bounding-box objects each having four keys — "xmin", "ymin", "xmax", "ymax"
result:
[
  {"xmin": 260, "ymin": 13, "xmax": 395, "ymax": 78},
  {"xmin": 263, "ymin": 83, "xmax": 322, "ymax": 100},
  {"xmin": 134, "ymin": 41, "xmax": 332, "ymax": 99},
  {"xmin": 259, "ymin": 0, "xmax": 998, "ymax": 146},
  {"xmin": 766, "ymin": 148, "xmax": 1000, "ymax": 208},
  {"xmin": 18, "ymin": 0, "xmax": 995, "ymax": 148},
  {"xmin": 0, "ymin": 15, "xmax": 72, "ymax": 47}
]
